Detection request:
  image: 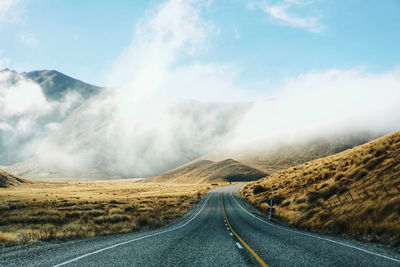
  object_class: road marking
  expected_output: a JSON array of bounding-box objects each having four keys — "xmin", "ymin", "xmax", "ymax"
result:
[
  {"xmin": 230, "ymin": 189, "xmax": 400, "ymax": 264},
  {"xmin": 221, "ymin": 195, "xmax": 268, "ymax": 267},
  {"xmin": 236, "ymin": 242, "xmax": 243, "ymax": 249},
  {"xmin": 53, "ymin": 191, "xmax": 216, "ymax": 267},
  {"xmin": 230, "ymin": 233, "xmax": 233, "ymax": 236}
]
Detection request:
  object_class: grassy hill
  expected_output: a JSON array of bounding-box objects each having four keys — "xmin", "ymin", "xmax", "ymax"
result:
[
  {"xmin": 0, "ymin": 169, "xmax": 26, "ymax": 188},
  {"xmin": 147, "ymin": 159, "xmax": 266, "ymax": 183},
  {"xmin": 241, "ymin": 131, "xmax": 400, "ymax": 246},
  {"xmin": 205, "ymin": 133, "xmax": 378, "ymax": 176}
]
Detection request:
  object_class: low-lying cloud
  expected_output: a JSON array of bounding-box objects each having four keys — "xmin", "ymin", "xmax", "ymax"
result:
[
  {"xmin": 229, "ymin": 68, "xmax": 400, "ymax": 152},
  {"xmin": 1, "ymin": 0, "xmax": 399, "ymax": 179},
  {"xmin": 0, "ymin": 70, "xmax": 84, "ymax": 165}
]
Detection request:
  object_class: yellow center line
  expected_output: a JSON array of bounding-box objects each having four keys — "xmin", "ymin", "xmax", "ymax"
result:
[{"xmin": 221, "ymin": 195, "xmax": 269, "ymax": 267}]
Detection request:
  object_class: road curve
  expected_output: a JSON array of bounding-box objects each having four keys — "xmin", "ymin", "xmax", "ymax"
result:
[{"xmin": 0, "ymin": 185, "xmax": 399, "ymax": 266}]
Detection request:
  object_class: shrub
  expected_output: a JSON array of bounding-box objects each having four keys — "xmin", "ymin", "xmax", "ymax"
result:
[
  {"xmin": 253, "ymin": 185, "xmax": 268, "ymax": 194},
  {"xmin": 354, "ymin": 169, "xmax": 368, "ymax": 180},
  {"xmin": 272, "ymin": 194, "xmax": 286, "ymax": 205},
  {"xmin": 334, "ymin": 173, "xmax": 345, "ymax": 181}
]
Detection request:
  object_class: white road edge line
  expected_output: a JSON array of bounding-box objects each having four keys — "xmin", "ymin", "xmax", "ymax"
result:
[
  {"xmin": 230, "ymin": 190, "xmax": 400, "ymax": 264},
  {"xmin": 236, "ymin": 242, "xmax": 243, "ymax": 249},
  {"xmin": 53, "ymin": 191, "xmax": 215, "ymax": 267}
]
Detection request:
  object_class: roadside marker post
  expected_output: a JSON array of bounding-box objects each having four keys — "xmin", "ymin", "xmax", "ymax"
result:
[{"xmin": 268, "ymin": 199, "xmax": 273, "ymax": 221}]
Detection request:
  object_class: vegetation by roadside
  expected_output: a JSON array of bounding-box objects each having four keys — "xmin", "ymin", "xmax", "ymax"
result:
[
  {"xmin": 0, "ymin": 179, "xmax": 214, "ymax": 248},
  {"xmin": 241, "ymin": 131, "xmax": 400, "ymax": 247}
]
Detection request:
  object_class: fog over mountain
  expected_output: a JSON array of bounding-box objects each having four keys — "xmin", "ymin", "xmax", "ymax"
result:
[
  {"xmin": 1, "ymin": 68, "xmax": 250, "ymax": 179},
  {"xmin": 1, "ymin": 0, "xmax": 399, "ymax": 180},
  {"xmin": 25, "ymin": 70, "xmax": 102, "ymax": 101},
  {"xmin": 0, "ymin": 68, "xmax": 102, "ymax": 166}
]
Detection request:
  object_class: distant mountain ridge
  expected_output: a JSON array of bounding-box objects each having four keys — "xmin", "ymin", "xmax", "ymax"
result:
[
  {"xmin": 0, "ymin": 68, "xmax": 103, "ymax": 166},
  {"xmin": 147, "ymin": 159, "xmax": 266, "ymax": 183},
  {"xmin": 0, "ymin": 68, "xmax": 387, "ymax": 181},
  {"xmin": 202, "ymin": 132, "xmax": 380, "ymax": 176},
  {"xmin": 24, "ymin": 70, "xmax": 102, "ymax": 101}
]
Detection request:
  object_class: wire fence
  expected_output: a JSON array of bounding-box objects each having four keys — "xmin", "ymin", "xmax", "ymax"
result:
[{"xmin": 318, "ymin": 181, "xmax": 400, "ymax": 210}]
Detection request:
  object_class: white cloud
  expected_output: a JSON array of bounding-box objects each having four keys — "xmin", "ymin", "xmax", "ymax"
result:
[
  {"xmin": 18, "ymin": 32, "xmax": 38, "ymax": 46},
  {"xmin": 29, "ymin": 0, "xmax": 249, "ymax": 177},
  {"xmin": 249, "ymin": 0, "xmax": 325, "ymax": 33},
  {"xmin": 0, "ymin": 70, "xmax": 87, "ymax": 165},
  {"xmin": 0, "ymin": 0, "xmax": 25, "ymax": 24},
  {"xmin": 230, "ymin": 68, "xmax": 400, "ymax": 150},
  {"xmin": 0, "ymin": 51, "xmax": 10, "ymax": 69},
  {"xmin": 233, "ymin": 27, "xmax": 241, "ymax": 39}
]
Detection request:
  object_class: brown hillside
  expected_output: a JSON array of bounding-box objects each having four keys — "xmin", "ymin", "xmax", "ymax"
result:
[
  {"xmin": 205, "ymin": 133, "xmax": 378, "ymax": 176},
  {"xmin": 147, "ymin": 159, "xmax": 266, "ymax": 184},
  {"xmin": 241, "ymin": 131, "xmax": 400, "ymax": 246},
  {"xmin": 0, "ymin": 169, "xmax": 26, "ymax": 188}
]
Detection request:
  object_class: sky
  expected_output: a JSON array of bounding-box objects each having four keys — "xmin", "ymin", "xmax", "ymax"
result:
[
  {"xmin": 1, "ymin": 0, "xmax": 399, "ymax": 177},
  {"xmin": 0, "ymin": 0, "xmax": 400, "ymax": 92}
]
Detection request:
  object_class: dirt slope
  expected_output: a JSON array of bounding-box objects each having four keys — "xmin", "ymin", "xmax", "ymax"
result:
[
  {"xmin": 241, "ymin": 131, "xmax": 400, "ymax": 246},
  {"xmin": 147, "ymin": 159, "xmax": 266, "ymax": 184}
]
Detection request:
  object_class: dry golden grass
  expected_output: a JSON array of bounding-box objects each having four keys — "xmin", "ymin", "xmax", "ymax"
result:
[
  {"xmin": 241, "ymin": 131, "xmax": 400, "ymax": 246},
  {"xmin": 0, "ymin": 179, "xmax": 213, "ymax": 248}
]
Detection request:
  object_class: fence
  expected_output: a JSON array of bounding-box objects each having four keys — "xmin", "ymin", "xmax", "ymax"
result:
[{"xmin": 318, "ymin": 181, "xmax": 400, "ymax": 210}]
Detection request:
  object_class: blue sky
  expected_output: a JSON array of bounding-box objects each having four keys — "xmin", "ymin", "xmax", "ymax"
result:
[{"xmin": 0, "ymin": 0, "xmax": 399, "ymax": 89}]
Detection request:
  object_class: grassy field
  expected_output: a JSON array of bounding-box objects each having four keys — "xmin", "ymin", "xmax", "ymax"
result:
[
  {"xmin": 241, "ymin": 131, "xmax": 400, "ymax": 247},
  {"xmin": 0, "ymin": 179, "xmax": 214, "ymax": 248}
]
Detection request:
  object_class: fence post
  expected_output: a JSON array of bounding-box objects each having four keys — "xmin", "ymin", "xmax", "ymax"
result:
[
  {"xmin": 395, "ymin": 183, "xmax": 400, "ymax": 193},
  {"xmin": 380, "ymin": 182, "xmax": 389, "ymax": 195},
  {"xmin": 326, "ymin": 199, "xmax": 331, "ymax": 209},
  {"xmin": 336, "ymin": 195, "xmax": 343, "ymax": 205},
  {"xmin": 363, "ymin": 187, "xmax": 370, "ymax": 198},
  {"xmin": 372, "ymin": 189, "xmax": 379, "ymax": 198},
  {"xmin": 348, "ymin": 191, "xmax": 355, "ymax": 202}
]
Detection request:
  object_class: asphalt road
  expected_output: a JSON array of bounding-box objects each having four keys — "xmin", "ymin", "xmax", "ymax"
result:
[{"xmin": 0, "ymin": 185, "xmax": 399, "ymax": 267}]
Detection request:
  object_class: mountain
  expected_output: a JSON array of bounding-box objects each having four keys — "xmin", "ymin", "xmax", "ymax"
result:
[
  {"xmin": 241, "ymin": 130, "xmax": 400, "ymax": 246},
  {"xmin": 147, "ymin": 158, "xmax": 266, "ymax": 183},
  {"xmin": 0, "ymin": 69, "xmax": 103, "ymax": 166},
  {"xmin": 4, "ymin": 96, "xmax": 251, "ymax": 179},
  {"xmin": 0, "ymin": 68, "xmax": 386, "ymax": 181},
  {"xmin": 0, "ymin": 168, "xmax": 26, "ymax": 188},
  {"xmin": 24, "ymin": 70, "xmax": 102, "ymax": 101},
  {"xmin": 202, "ymin": 132, "xmax": 380, "ymax": 176}
]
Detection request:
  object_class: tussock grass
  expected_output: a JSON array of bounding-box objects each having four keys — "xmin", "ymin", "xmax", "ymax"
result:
[
  {"xmin": 0, "ymin": 179, "xmax": 212, "ymax": 248},
  {"xmin": 241, "ymin": 131, "xmax": 400, "ymax": 247}
]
